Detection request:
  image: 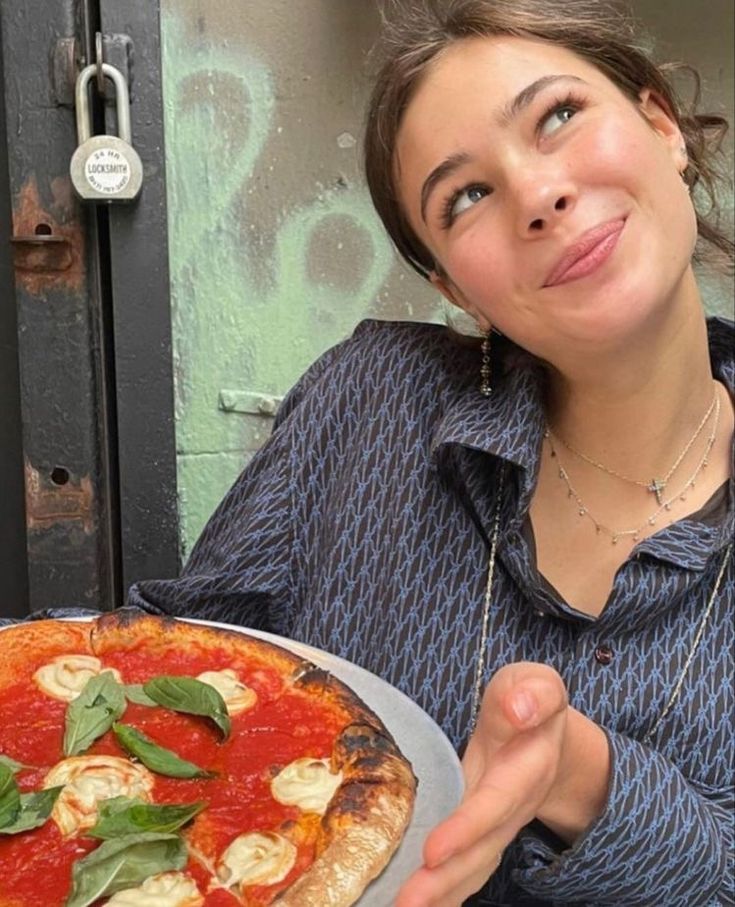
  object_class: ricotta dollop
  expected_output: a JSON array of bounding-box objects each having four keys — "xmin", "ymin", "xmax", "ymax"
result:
[
  {"xmin": 196, "ymin": 669, "xmax": 257, "ymax": 715},
  {"xmin": 43, "ymin": 755, "xmax": 154, "ymax": 836},
  {"xmin": 271, "ymin": 757, "xmax": 343, "ymax": 814},
  {"xmin": 33, "ymin": 655, "xmax": 122, "ymax": 702},
  {"xmin": 103, "ymin": 872, "xmax": 204, "ymax": 907},
  {"xmin": 217, "ymin": 831, "xmax": 297, "ymax": 889}
]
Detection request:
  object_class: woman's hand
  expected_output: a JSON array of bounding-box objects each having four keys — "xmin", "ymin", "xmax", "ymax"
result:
[{"xmin": 395, "ymin": 662, "xmax": 570, "ymax": 907}]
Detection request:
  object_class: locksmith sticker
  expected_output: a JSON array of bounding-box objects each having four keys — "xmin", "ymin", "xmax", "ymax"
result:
[{"xmin": 84, "ymin": 147, "xmax": 131, "ymax": 195}]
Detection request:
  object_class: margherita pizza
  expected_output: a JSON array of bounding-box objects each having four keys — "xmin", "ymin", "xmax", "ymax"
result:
[{"xmin": 0, "ymin": 610, "xmax": 416, "ymax": 907}]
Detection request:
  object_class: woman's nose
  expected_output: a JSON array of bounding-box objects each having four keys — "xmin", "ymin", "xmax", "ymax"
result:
[{"xmin": 513, "ymin": 172, "xmax": 577, "ymax": 236}]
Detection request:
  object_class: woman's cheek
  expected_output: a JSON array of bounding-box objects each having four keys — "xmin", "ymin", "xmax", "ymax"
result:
[{"xmin": 449, "ymin": 227, "xmax": 509, "ymax": 302}]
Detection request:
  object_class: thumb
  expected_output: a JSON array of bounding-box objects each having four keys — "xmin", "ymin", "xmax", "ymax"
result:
[{"xmin": 475, "ymin": 662, "xmax": 568, "ymax": 752}]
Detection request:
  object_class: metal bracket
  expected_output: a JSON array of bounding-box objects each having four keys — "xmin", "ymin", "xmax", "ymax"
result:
[
  {"xmin": 52, "ymin": 33, "xmax": 134, "ymax": 107},
  {"xmin": 218, "ymin": 390, "xmax": 284, "ymax": 417}
]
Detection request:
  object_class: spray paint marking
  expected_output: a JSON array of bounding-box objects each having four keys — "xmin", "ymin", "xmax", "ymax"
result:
[{"xmin": 161, "ymin": 12, "xmax": 411, "ymax": 550}]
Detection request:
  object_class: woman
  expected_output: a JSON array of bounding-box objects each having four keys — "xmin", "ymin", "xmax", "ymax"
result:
[{"xmin": 132, "ymin": 1, "xmax": 734, "ymax": 903}]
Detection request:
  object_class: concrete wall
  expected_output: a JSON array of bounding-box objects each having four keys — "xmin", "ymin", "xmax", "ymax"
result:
[{"xmin": 161, "ymin": 1, "xmax": 734, "ymax": 557}]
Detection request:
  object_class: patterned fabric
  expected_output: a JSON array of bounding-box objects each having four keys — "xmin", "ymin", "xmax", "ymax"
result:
[{"xmin": 6, "ymin": 318, "xmax": 732, "ymax": 905}]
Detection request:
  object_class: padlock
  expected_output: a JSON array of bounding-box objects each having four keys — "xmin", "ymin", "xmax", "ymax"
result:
[{"xmin": 70, "ymin": 62, "xmax": 143, "ymax": 202}]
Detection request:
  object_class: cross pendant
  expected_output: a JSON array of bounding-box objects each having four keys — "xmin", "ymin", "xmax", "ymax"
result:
[{"xmin": 648, "ymin": 478, "xmax": 665, "ymax": 505}]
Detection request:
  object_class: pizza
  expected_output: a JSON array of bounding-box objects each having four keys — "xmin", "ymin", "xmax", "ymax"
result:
[{"xmin": 0, "ymin": 610, "xmax": 417, "ymax": 907}]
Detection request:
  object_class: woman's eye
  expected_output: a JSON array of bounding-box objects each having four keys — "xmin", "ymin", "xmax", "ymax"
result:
[
  {"xmin": 450, "ymin": 184, "xmax": 489, "ymax": 219},
  {"xmin": 539, "ymin": 104, "xmax": 578, "ymax": 137}
]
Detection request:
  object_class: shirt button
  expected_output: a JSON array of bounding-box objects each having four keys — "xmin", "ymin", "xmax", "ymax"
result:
[{"xmin": 594, "ymin": 644, "xmax": 614, "ymax": 665}]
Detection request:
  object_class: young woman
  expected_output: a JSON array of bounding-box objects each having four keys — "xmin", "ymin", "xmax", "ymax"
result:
[
  {"xmin": 353, "ymin": 2, "xmax": 734, "ymax": 903},
  {"xmin": 130, "ymin": 1, "xmax": 733, "ymax": 903}
]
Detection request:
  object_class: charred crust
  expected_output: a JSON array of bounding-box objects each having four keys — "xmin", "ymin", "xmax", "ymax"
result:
[
  {"xmin": 336, "ymin": 722, "xmax": 398, "ymax": 756},
  {"xmin": 290, "ymin": 662, "xmax": 331, "ymax": 691},
  {"xmin": 90, "ymin": 607, "xmax": 178, "ymax": 649},
  {"xmin": 324, "ymin": 780, "xmax": 374, "ymax": 818},
  {"xmin": 332, "ymin": 722, "xmax": 417, "ymax": 794}
]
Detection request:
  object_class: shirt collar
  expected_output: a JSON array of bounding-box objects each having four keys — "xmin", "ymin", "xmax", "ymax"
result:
[{"xmin": 431, "ymin": 341, "xmax": 546, "ymax": 474}]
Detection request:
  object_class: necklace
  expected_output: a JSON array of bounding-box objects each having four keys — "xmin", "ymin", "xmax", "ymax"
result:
[
  {"xmin": 470, "ymin": 467, "xmax": 732, "ymax": 734},
  {"xmin": 553, "ymin": 386, "xmax": 718, "ymax": 505},
  {"xmin": 545, "ymin": 392, "xmax": 720, "ymax": 545}
]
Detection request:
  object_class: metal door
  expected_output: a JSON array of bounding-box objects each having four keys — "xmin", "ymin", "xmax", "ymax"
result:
[{"xmin": 0, "ymin": 0, "xmax": 178, "ymax": 617}]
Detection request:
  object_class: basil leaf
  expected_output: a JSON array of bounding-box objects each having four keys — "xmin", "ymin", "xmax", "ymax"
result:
[
  {"xmin": 0, "ymin": 763, "xmax": 21, "ymax": 828},
  {"xmin": 123, "ymin": 684, "xmax": 157, "ymax": 707},
  {"xmin": 0, "ymin": 755, "xmax": 27, "ymax": 774},
  {"xmin": 63, "ymin": 671, "xmax": 127, "ymax": 757},
  {"xmin": 65, "ymin": 832, "xmax": 187, "ymax": 907},
  {"xmin": 143, "ymin": 676, "xmax": 231, "ymax": 740},
  {"xmin": 89, "ymin": 796, "xmax": 206, "ymax": 839},
  {"xmin": 0, "ymin": 786, "xmax": 63, "ymax": 835},
  {"xmin": 113, "ymin": 723, "xmax": 214, "ymax": 779}
]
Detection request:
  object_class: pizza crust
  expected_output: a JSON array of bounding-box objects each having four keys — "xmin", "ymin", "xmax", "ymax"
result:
[
  {"xmin": 275, "ymin": 724, "xmax": 416, "ymax": 906},
  {"xmin": 0, "ymin": 621, "xmax": 93, "ymax": 687}
]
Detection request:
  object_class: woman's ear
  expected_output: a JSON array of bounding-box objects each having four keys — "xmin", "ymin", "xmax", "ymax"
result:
[
  {"xmin": 430, "ymin": 270, "xmax": 462, "ymax": 309},
  {"xmin": 638, "ymin": 88, "xmax": 686, "ymax": 169},
  {"xmin": 430, "ymin": 271, "xmax": 492, "ymax": 333}
]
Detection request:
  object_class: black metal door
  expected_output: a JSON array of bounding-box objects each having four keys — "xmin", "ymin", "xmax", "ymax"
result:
[{"xmin": 0, "ymin": 0, "xmax": 178, "ymax": 618}]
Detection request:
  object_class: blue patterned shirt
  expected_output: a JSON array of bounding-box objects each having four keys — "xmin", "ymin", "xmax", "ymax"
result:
[{"xmin": 32, "ymin": 318, "xmax": 735, "ymax": 905}]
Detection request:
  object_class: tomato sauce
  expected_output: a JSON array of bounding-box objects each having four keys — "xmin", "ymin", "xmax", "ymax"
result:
[
  {"xmin": 0, "ymin": 681, "xmax": 66, "ymax": 766},
  {"xmin": 0, "ymin": 821, "xmax": 97, "ymax": 906}
]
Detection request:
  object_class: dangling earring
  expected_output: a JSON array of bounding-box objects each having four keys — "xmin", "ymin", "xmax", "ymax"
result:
[
  {"xmin": 480, "ymin": 330, "xmax": 492, "ymax": 397},
  {"xmin": 679, "ymin": 144, "xmax": 691, "ymax": 193}
]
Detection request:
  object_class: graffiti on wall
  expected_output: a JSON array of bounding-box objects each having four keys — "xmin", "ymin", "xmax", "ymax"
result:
[{"xmin": 161, "ymin": 14, "xmax": 423, "ymax": 552}]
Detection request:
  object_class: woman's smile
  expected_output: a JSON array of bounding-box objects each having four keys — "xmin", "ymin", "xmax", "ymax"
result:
[{"xmin": 543, "ymin": 217, "xmax": 626, "ymax": 288}]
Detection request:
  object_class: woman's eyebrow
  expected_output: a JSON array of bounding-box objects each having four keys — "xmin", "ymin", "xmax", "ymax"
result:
[
  {"xmin": 497, "ymin": 74, "xmax": 587, "ymax": 127},
  {"xmin": 420, "ymin": 151, "xmax": 472, "ymax": 223},
  {"xmin": 419, "ymin": 74, "xmax": 588, "ymax": 223}
]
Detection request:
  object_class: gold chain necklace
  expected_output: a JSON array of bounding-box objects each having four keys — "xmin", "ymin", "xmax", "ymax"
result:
[
  {"xmin": 470, "ymin": 468, "xmax": 732, "ymax": 735},
  {"xmin": 552, "ymin": 385, "xmax": 718, "ymax": 505},
  {"xmin": 546, "ymin": 392, "xmax": 721, "ymax": 545}
]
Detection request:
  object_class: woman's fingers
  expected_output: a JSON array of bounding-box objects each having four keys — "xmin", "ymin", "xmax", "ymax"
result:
[
  {"xmin": 419, "ymin": 665, "xmax": 569, "ymax": 870},
  {"xmin": 398, "ymin": 665, "xmax": 571, "ymax": 907},
  {"xmin": 422, "ymin": 775, "xmax": 515, "ymax": 867},
  {"xmin": 423, "ymin": 721, "xmax": 561, "ymax": 867},
  {"xmin": 396, "ymin": 830, "xmax": 506, "ymax": 907}
]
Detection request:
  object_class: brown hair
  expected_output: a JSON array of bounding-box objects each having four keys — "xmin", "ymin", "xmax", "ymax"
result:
[{"xmin": 363, "ymin": 0, "xmax": 733, "ymax": 280}]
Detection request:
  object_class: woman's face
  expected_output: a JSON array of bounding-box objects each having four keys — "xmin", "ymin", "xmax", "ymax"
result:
[{"xmin": 395, "ymin": 36, "xmax": 698, "ymax": 363}]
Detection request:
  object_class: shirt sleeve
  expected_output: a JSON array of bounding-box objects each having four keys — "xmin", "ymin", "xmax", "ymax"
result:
[
  {"xmin": 128, "ymin": 339, "xmax": 347, "ymax": 634},
  {"xmin": 514, "ymin": 729, "xmax": 734, "ymax": 905}
]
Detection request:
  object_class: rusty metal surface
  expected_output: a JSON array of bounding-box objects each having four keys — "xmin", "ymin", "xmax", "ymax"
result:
[
  {"xmin": 11, "ymin": 177, "xmax": 82, "ymax": 286},
  {"xmin": 0, "ymin": 14, "xmax": 29, "ymax": 618},
  {"xmin": 1, "ymin": 0, "xmax": 115, "ymax": 613},
  {"xmin": 25, "ymin": 461, "xmax": 94, "ymax": 533}
]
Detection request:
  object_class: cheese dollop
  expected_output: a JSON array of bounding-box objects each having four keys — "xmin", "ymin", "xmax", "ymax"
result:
[
  {"xmin": 217, "ymin": 832, "xmax": 297, "ymax": 889},
  {"xmin": 271, "ymin": 757, "xmax": 343, "ymax": 814},
  {"xmin": 33, "ymin": 656, "xmax": 122, "ymax": 702},
  {"xmin": 196, "ymin": 669, "xmax": 257, "ymax": 715},
  {"xmin": 43, "ymin": 755, "xmax": 154, "ymax": 836},
  {"xmin": 103, "ymin": 872, "xmax": 204, "ymax": 907}
]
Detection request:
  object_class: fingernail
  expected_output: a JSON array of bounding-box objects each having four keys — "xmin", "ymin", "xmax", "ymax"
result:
[{"xmin": 512, "ymin": 691, "xmax": 537, "ymax": 725}]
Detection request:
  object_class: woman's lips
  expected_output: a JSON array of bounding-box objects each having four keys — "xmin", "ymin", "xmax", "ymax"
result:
[{"xmin": 544, "ymin": 219, "xmax": 626, "ymax": 288}]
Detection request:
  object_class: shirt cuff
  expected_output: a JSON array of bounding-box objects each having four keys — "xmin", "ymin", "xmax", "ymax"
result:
[{"xmin": 512, "ymin": 729, "xmax": 730, "ymax": 905}]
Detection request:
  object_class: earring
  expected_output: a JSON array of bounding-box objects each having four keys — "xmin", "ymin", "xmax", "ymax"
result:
[
  {"xmin": 480, "ymin": 330, "xmax": 492, "ymax": 397},
  {"xmin": 679, "ymin": 144, "xmax": 691, "ymax": 192}
]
